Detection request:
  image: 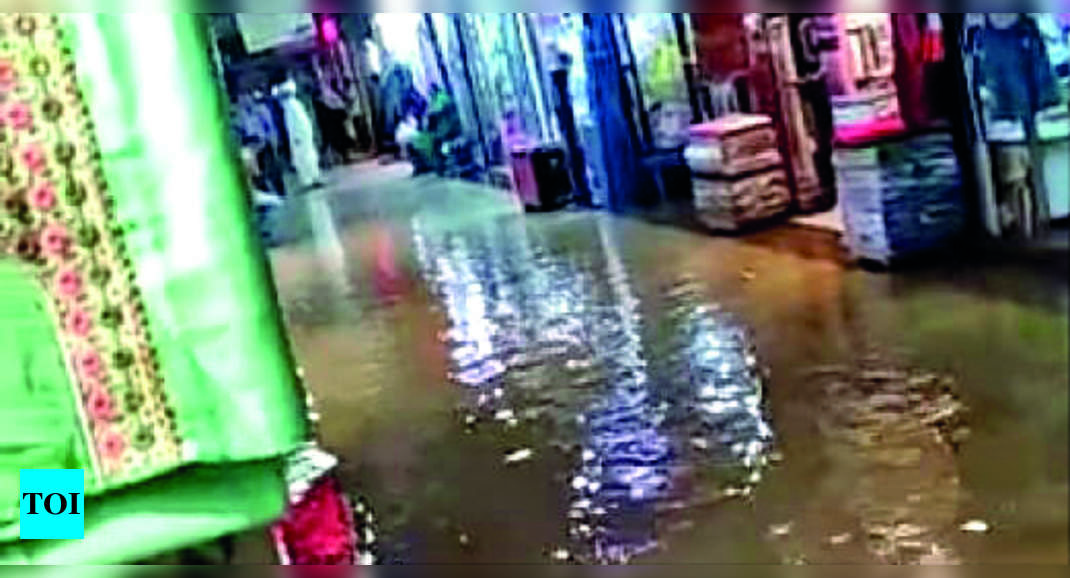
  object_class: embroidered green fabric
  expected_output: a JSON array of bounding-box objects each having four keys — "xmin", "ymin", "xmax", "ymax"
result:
[{"xmin": 1, "ymin": 14, "xmax": 306, "ymax": 562}]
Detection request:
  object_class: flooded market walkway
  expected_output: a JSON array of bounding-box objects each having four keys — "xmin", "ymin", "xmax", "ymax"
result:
[{"xmin": 266, "ymin": 167, "xmax": 1068, "ymax": 564}]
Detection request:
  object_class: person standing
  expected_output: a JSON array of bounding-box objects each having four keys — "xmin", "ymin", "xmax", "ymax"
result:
[
  {"xmin": 232, "ymin": 92, "xmax": 275, "ymax": 193},
  {"xmin": 275, "ymin": 78, "xmax": 325, "ymax": 191},
  {"xmin": 313, "ymin": 81, "xmax": 354, "ymax": 165},
  {"xmin": 253, "ymin": 88, "xmax": 287, "ymax": 196}
]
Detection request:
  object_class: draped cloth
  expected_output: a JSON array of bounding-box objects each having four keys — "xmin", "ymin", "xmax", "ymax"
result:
[{"xmin": 0, "ymin": 14, "xmax": 307, "ymax": 563}]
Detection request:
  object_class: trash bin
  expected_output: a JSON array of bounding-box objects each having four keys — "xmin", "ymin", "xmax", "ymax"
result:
[{"xmin": 510, "ymin": 145, "xmax": 572, "ymax": 211}]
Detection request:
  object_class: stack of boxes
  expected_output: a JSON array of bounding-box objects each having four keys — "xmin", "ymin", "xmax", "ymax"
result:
[
  {"xmin": 834, "ymin": 124, "xmax": 964, "ymax": 263},
  {"xmin": 683, "ymin": 114, "xmax": 792, "ymax": 231}
]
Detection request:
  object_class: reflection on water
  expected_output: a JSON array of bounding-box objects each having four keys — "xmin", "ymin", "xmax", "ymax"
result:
[
  {"xmin": 412, "ymin": 213, "xmax": 773, "ymax": 563},
  {"xmin": 798, "ymin": 362, "xmax": 965, "ymax": 564},
  {"xmin": 267, "ymin": 176, "xmax": 1069, "ymax": 564}
]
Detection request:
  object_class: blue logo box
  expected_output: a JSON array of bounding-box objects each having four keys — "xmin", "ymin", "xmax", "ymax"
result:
[{"xmin": 19, "ymin": 469, "xmax": 84, "ymax": 539}]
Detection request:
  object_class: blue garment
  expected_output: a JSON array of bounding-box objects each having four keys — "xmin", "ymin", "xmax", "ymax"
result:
[
  {"xmin": 252, "ymin": 101, "xmax": 278, "ymax": 150},
  {"xmin": 233, "ymin": 104, "xmax": 267, "ymax": 147},
  {"xmin": 978, "ymin": 19, "xmax": 1061, "ymax": 120},
  {"xmin": 379, "ymin": 65, "xmax": 418, "ymax": 141}
]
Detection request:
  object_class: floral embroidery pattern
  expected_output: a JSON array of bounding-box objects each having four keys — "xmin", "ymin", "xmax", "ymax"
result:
[
  {"xmin": 6, "ymin": 101, "xmax": 33, "ymax": 130},
  {"xmin": 29, "ymin": 181, "xmax": 55, "ymax": 209},
  {"xmin": 0, "ymin": 15, "xmax": 181, "ymax": 484}
]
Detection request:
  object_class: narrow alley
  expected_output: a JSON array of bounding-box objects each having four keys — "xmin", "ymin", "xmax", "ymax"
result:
[
  {"xmin": 2, "ymin": 12, "xmax": 1068, "ymax": 567},
  {"xmin": 265, "ymin": 165, "xmax": 1068, "ymax": 564}
]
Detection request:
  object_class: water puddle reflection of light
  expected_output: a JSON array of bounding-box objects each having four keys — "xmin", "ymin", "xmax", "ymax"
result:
[{"xmin": 411, "ymin": 214, "xmax": 774, "ymax": 563}]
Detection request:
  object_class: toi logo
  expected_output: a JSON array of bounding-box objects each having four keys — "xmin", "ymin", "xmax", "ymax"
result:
[{"xmin": 19, "ymin": 469, "xmax": 84, "ymax": 539}]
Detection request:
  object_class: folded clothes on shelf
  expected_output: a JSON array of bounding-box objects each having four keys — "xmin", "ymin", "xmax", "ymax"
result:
[{"xmin": 834, "ymin": 130, "xmax": 964, "ymax": 263}]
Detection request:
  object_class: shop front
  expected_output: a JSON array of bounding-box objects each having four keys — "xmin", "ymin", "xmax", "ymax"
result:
[
  {"xmin": 815, "ymin": 13, "xmax": 967, "ymax": 265},
  {"xmin": 675, "ymin": 13, "xmax": 979, "ymax": 266},
  {"xmin": 957, "ymin": 13, "xmax": 1070, "ymax": 241}
]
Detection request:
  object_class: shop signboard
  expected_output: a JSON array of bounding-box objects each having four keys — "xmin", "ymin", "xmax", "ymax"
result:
[{"xmin": 236, "ymin": 13, "xmax": 315, "ymax": 54}]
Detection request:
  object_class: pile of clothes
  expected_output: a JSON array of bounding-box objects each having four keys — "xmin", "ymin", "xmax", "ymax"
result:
[
  {"xmin": 834, "ymin": 125, "xmax": 964, "ymax": 263},
  {"xmin": 685, "ymin": 114, "xmax": 791, "ymax": 231}
]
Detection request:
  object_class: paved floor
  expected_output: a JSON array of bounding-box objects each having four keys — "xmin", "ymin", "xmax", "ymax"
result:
[
  {"xmin": 264, "ymin": 164, "xmax": 1068, "ymax": 564},
  {"xmin": 792, "ymin": 202, "xmax": 845, "ymax": 234}
]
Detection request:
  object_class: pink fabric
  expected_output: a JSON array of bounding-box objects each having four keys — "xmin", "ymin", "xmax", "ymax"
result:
[
  {"xmin": 510, "ymin": 150, "xmax": 539, "ymax": 207},
  {"xmin": 75, "ymin": 349, "xmax": 104, "ymax": 379},
  {"xmin": 54, "ymin": 268, "xmax": 83, "ymax": 299},
  {"xmin": 65, "ymin": 307, "xmax": 93, "ymax": 337},
  {"xmin": 6, "ymin": 101, "xmax": 33, "ymax": 131},
  {"xmin": 87, "ymin": 387, "xmax": 116, "ymax": 421},
  {"xmin": 0, "ymin": 59, "xmax": 15, "ymax": 91},
  {"xmin": 20, "ymin": 143, "xmax": 47, "ymax": 173},
  {"xmin": 29, "ymin": 182, "xmax": 56, "ymax": 210},
  {"xmin": 96, "ymin": 429, "xmax": 126, "ymax": 463},
  {"xmin": 40, "ymin": 223, "xmax": 70, "ymax": 258},
  {"xmin": 688, "ymin": 114, "xmax": 772, "ymax": 139},
  {"xmin": 834, "ymin": 116, "xmax": 907, "ymax": 147},
  {"xmin": 272, "ymin": 476, "xmax": 357, "ymax": 565}
]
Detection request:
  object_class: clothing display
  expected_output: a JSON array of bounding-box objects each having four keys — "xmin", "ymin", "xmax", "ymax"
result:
[
  {"xmin": 686, "ymin": 114, "xmax": 790, "ymax": 231},
  {"xmin": 0, "ymin": 14, "xmax": 309, "ymax": 563},
  {"xmin": 839, "ymin": 13, "xmax": 896, "ymax": 90},
  {"xmin": 830, "ymin": 89, "xmax": 900, "ymax": 129},
  {"xmin": 975, "ymin": 17, "xmax": 1061, "ymax": 123},
  {"xmin": 270, "ymin": 444, "xmax": 360, "ymax": 564},
  {"xmin": 762, "ymin": 15, "xmax": 837, "ymax": 214},
  {"xmin": 834, "ymin": 125, "xmax": 964, "ymax": 263},
  {"xmin": 583, "ymin": 14, "xmax": 643, "ymax": 211},
  {"xmin": 990, "ymin": 144, "xmax": 1041, "ymax": 235},
  {"xmin": 892, "ymin": 14, "xmax": 951, "ymax": 129},
  {"xmin": 961, "ymin": 13, "xmax": 1069, "ymax": 237},
  {"xmin": 456, "ymin": 14, "xmax": 548, "ymax": 166},
  {"xmin": 684, "ymin": 114, "xmax": 782, "ymax": 177},
  {"xmin": 691, "ymin": 169, "xmax": 792, "ymax": 231},
  {"xmin": 637, "ymin": 24, "xmax": 686, "ymax": 106}
]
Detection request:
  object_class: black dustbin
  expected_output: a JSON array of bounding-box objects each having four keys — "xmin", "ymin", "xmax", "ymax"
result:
[{"xmin": 511, "ymin": 145, "xmax": 573, "ymax": 211}]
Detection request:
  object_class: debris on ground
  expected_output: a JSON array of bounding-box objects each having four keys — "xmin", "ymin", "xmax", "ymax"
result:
[{"xmin": 503, "ymin": 448, "xmax": 534, "ymax": 465}]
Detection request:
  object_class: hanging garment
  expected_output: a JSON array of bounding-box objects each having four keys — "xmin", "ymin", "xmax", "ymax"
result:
[
  {"xmin": 643, "ymin": 36, "xmax": 685, "ymax": 107},
  {"xmin": 892, "ymin": 14, "xmax": 929, "ymax": 129},
  {"xmin": 0, "ymin": 14, "xmax": 309, "ymax": 563},
  {"xmin": 378, "ymin": 64, "xmax": 418, "ymax": 146},
  {"xmin": 276, "ymin": 80, "xmax": 323, "ymax": 189},
  {"xmin": 977, "ymin": 17, "xmax": 1061, "ymax": 122}
]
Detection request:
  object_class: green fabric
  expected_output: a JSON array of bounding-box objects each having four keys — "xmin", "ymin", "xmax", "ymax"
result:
[
  {"xmin": 0, "ymin": 459, "xmax": 285, "ymax": 564},
  {"xmin": 62, "ymin": 14, "xmax": 307, "ymax": 464},
  {"xmin": 643, "ymin": 37, "xmax": 684, "ymax": 105},
  {"xmin": 0, "ymin": 262, "xmax": 93, "ymax": 537},
  {"xmin": 0, "ymin": 14, "xmax": 306, "ymax": 561}
]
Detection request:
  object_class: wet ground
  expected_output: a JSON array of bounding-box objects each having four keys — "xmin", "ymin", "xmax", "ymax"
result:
[{"xmin": 265, "ymin": 163, "xmax": 1068, "ymax": 565}]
